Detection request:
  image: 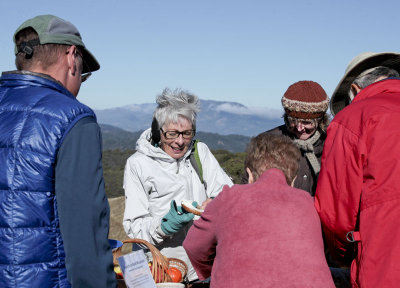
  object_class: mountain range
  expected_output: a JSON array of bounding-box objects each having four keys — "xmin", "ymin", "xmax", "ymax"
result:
[
  {"xmin": 100, "ymin": 124, "xmax": 251, "ymax": 153},
  {"xmin": 95, "ymin": 99, "xmax": 283, "ymax": 137}
]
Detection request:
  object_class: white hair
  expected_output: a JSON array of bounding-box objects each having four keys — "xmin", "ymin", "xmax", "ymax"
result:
[
  {"xmin": 153, "ymin": 88, "xmax": 200, "ymax": 130},
  {"xmin": 348, "ymin": 66, "xmax": 399, "ymax": 100}
]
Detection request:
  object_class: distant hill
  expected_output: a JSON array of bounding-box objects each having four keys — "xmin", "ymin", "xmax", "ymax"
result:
[
  {"xmin": 100, "ymin": 124, "xmax": 251, "ymax": 153},
  {"xmin": 101, "ymin": 124, "xmax": 142, "ymax": 151},
  {"xmin": 95, "ymin": 99, "xmax": 282, "ymax": 137},
  {"xmin": 195, "ymin": 132, "xmax": 250, "ymax": 153}
]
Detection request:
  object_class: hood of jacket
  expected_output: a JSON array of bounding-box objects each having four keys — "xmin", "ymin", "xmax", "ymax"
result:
[{"xmin": 136, "ymin": 128, "xmax": 194, "ymax": 163}]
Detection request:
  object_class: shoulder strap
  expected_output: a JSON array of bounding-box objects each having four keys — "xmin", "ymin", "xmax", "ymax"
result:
[{"xmin": 190, "ymin": 140, "xmax": 206, "ymax": 189}]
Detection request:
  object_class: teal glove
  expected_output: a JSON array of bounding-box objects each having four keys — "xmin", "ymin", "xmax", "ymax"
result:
[{"xmin": 161, "ymin": 200, "xmax": 195, "ymax": 235}]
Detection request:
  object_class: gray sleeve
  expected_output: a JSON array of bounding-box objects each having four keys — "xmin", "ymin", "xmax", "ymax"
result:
[{"xmin": 55, "ymin": 117, "xmax": 117, "ymax": 288}]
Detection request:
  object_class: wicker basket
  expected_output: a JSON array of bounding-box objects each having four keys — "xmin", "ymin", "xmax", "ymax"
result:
[{"xmin": 113, "ymin": 238, "xmax": 188, "ymax": 283}]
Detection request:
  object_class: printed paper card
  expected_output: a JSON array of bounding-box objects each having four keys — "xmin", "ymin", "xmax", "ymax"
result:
[{"xmin": 118, "ymin": 250, "xmax": 157, "ymax": 288}]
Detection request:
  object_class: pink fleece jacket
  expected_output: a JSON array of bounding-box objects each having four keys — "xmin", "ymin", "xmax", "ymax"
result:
[{"xmin": 183, "ymin": 168, "xmax": 334, "ymax": 288}]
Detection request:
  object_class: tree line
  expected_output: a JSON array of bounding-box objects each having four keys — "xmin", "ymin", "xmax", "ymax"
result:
[{"xmin": 103, "ymin": 149, "xmax": 246, "ymax": 199}]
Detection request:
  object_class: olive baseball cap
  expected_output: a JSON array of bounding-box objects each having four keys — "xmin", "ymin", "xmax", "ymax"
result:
[
  {"xmin": 330, "ymin": 52, "xmax": 400, "ymax": 116},
  {"xmin": 13, "ymin": 14, "xmax": 100, "ymax": 73}
]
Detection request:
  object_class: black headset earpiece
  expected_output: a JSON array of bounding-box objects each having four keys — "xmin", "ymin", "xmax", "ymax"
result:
[{"xmin": 151, "ymin": 118, "xmax": 161, "ymax": 145}]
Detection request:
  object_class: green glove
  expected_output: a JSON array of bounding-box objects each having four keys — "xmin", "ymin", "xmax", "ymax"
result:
[{"xmin": 161, "ymin": 200, "xmax": 195, "ymax": 235}]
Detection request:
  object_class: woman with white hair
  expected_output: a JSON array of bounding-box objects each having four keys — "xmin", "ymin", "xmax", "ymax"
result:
[{"xmin": 122, "ymin": 88, "xmax": 233, "ymax": 282}]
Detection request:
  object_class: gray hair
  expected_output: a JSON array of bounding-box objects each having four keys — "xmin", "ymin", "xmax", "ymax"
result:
[
  {"xmin": 349, "ymin": 66, "xmax": 399, "ymax": 100},
  {"xmin": 154, "ymin": 88, "xmax": 200, "ymax": 130}
]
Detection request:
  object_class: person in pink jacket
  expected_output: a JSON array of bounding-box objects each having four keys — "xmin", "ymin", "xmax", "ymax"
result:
[
  {"xmin": 183, "ymin": 133, "xmax": 334, "ymax": 288},
  {"xmin": 315, "ymin": 52, "xmax": 400, "ymax": 288}
]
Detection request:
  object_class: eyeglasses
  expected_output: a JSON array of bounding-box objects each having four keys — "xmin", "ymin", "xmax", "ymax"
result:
[
  {"xmin": 80, "ymin": 72, "xmax": 91, "ymax": 83},
  {"xmin": 68, "ymin": 47, "xmax": 92, "ymax": 83},
  {"xmin": 160, "ymin": 128, "xmax": 195, "ymax": 140},
  {"xmin": 287, "ymin": 116, "xmax": 318, "ymax": 128},
  {"xmin": 74, "ymin": 49, "xmax": 92, "ymax": 82}
]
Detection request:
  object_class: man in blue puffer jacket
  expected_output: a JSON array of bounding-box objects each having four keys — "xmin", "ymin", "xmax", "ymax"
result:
[{"xmin": 0, "ymin": 15, "xmax": 116, "ymax": 287}]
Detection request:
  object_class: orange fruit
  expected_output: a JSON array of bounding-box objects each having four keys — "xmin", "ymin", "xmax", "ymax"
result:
[{"xmin": 167, "ymin": 267, "xmax": 182, "ymax": 283}]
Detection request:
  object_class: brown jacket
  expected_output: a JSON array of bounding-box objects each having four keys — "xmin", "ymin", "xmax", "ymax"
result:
[{"xmin": 263, "ymin": 125, "xmax": 325, "ymax": 196}]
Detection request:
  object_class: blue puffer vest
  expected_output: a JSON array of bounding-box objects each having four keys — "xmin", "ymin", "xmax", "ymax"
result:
[{"xmin": 0, "ymin": 72, "xmax": 96, "ymax": 288}]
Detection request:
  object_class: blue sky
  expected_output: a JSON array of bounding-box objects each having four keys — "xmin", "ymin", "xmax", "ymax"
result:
[{"xmin": 1, "ymin": 0, "xmax": 400, "ymax": 113}]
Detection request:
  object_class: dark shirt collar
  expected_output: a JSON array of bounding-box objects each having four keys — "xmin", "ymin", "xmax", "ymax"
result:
[{"xmin": 2, "ymin": 70, "xmax": 61, "ymax": 85}]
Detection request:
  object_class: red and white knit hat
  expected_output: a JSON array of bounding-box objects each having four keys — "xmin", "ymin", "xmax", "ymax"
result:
[{"xmin": 281, "ymin": 80, "xmax": 329, "ymax": 119}]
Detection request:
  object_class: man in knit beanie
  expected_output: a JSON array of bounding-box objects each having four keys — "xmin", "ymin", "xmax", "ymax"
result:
[{"xmin": 263, "ymin": 80, "xmax": 329, "ymax": 196}]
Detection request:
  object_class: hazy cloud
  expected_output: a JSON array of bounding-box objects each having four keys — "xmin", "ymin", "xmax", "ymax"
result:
[{"xmin": 214, "ymin": 103, "xmax": 282, "ymax": 119}]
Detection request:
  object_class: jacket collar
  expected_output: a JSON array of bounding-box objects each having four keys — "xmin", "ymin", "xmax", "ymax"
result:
[
  {"xmin": 136, "ymin": 128, "xmax": 194, "ymax": 162},
  {"xmin": 1, "ymin": 70, "xmax": 75, "ymax": 99},
  {"xmin": 353, "ymin": 78, "xmax": 400, "ymax": 104},
  {"xmin": 258, "ymin": 168, "xmax": 288, "ymax": 186}
]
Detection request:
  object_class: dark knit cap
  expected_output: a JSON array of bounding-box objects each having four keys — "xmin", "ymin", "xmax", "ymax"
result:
[{"xmin": 281, "ymin": 80, "xmax": 329, "ymax": 119}]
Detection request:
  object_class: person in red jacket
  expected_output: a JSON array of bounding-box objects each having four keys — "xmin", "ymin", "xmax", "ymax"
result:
[
  {"xmin": 315, "ymin": 52, "xmax": 400, "ymax": 288},
  {"xmin": 183, "ymin": 133, "xmax": 335, "ymax": 288}
]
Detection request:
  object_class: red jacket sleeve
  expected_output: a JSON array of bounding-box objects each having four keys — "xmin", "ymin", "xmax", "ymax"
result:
[{"xmin": 315, "ymin": 121, "xmax": 366, "ymax": 263}]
